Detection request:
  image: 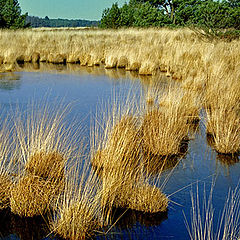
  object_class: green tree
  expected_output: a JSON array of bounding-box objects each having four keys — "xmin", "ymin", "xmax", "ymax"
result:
[
  {"xmin": 118, "ymin": 3, "xmax": 135, "ymax": 27},
  {"xmin": 0, "ymin": 0, "xmax": 28, "ymax": 28},
  {"xmin": 191, "ymin": 0, "xmax": 234, "ymax": 30},
  {"xmin": 100, "ymin": 3, "xmax": 121, "ymax": 28},
  {"xmin": 133, "ymin": 2, "xmax": 170, "ymax": 27}
]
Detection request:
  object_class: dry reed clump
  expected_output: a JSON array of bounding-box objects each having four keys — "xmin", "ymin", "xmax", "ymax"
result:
[
  {"xmin": 206, "ymin": 107, "xmax": 240, "ymax": 154},
  {"xmin": 91, "ymin": 116, "xmax": 142, "ymax": 174},
  {"xmin": 25, "ymin": 151, "xmax": 65, "ymax": 183},
  {"xmin": 101, "ymin": 174, "xmax": 169, "ymax": 214},
  {"xmin": 0, "ymin": 174, "xmax": 12, "ymax": 210},
  {"xmin": 10, "ymin": 175, "xmax": 54, "ymax": 217},
  {"xmin": 141, "ymin": 108, "xmax": 188, "ymax": 156},
  {"xmin": 53, "ymin": 201, "xmax": 100, "ymax": 240},
  {"xmin": 127, "ymin": 184, "xmax": 168, "ymax": 213},
  {"xmin": 51, "ymin": 158, "xmax": 104, "ymax": 240},
  {"xmin": 11, "ymin": 99, "xmax": 81, "ymax": 217},
  {"xmin": 203, "ymin": 68, "xmax": 240, "ymax": 154}
]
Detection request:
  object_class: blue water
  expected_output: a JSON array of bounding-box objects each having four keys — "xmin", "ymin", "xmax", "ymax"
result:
[{"xmin": 0, "ymin": 65, "xmax": 239, "ymax": 240}]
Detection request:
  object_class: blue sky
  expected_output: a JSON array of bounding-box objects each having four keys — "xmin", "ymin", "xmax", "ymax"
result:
[{"xmin": 18, "ymin": 0, "xmax": 127, "ymax": 20}]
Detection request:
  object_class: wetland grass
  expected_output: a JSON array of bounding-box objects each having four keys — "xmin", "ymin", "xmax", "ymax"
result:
[
  {"xmin": 91, "ymin": 94, "xmax": 169, "ymax": 215},
  {"xmin": 0, "ymin": 28, "xmax": 239, "ymax": 83},
  {"xmin": 50, "ymin": 160, "xmax": 104, "ymax": 240},
  {"xmin": 141, "ymin": 86, "xmax": 194, "ymax": 157},
  {"xmin": 205, "ymin": 75, "xmax": 240, "ymax": 155},
  {"xmin": 0, "ymin": 116, "xmax": 16, "ymax": 210},
  {"xmin": 186, "ymin": 184, "xmax": 240, "ymax": 240},
  {"xmin": 10, "ymin": 100, "xmax": 79, "ymax": 217},
  {"xmin": 10, "ymin": 175, "xmax": 55, "ymax": 217}
]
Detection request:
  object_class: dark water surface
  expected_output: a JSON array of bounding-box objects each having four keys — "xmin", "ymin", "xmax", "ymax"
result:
[{"xmin": 0, "ymin": 65, "xmax": 239, "ymax": 240}]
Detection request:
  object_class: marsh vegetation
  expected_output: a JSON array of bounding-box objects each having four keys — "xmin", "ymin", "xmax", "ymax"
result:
[{"xmin": 0, "ymin": 25, "xmax": 239, "ymax": 240}]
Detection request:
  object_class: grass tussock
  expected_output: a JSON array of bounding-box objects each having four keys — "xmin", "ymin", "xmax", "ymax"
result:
[
  {"xmin": 206, "ymin": 107, "xmax": 240, "ymax": 154},
  {"xmin": 51, "ymin": 160, "xmax": 104, "ymax": 240},
  {"xmin": 9, "ymin": 99, "xmax": 80, "ymax": 217},
  {"xmin": 25, "ymin": 151, "xmax": 65, "ymax": 189},
  {"xmin": 91, "ymin": 93, "xmax": 169, "ymax": 215},
  {"xmin": 204, "ymin": 74, "xmax": 240, "ymax": 154},
  {"xmin": 141, "ymin": 108, "xmax": 188, "ymax": 156},
  {"xmin": 10, "ymin": 175, "xmax": 54, "ymax": 217},
  {"xmin": 91, "ymin": 116, "xmax": 142, "ymax": 174}
]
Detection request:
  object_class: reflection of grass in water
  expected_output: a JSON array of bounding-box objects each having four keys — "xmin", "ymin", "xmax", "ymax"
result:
[
  {"xmin": 0, "ymin": 208, "xmax": 50, "ymax": 240},
  {"xmin": 0, "ymin": 73, "xmax": 21, "ymax": 91},
  {"xmin": 185, "ymin": 183, "xmax": 240, "ymax": 240}
]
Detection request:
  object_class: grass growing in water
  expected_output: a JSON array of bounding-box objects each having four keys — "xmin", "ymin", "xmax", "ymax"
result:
[
  {"xmin": 185, "ymin": 183, "xmax": 240, "ymax": 240},
  {"xmin": 10, "ymin": 99, "xmax": 79, "ymax": 217}
]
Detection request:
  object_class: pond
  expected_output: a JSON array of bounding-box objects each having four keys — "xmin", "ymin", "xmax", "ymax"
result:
[{"xmin": 0, "ymin": 64, "xmax": 239, "ymax": 240}]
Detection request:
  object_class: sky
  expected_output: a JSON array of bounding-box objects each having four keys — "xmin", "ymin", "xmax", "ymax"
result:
[{"xmin": 18, "ymin": 0, "xmax": 127, "ymax": 20}]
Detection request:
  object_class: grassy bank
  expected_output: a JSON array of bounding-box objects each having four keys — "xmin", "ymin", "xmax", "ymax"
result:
[{"xmin": 0, "ymin": 28, "xmax": 239, "ymax": 78}]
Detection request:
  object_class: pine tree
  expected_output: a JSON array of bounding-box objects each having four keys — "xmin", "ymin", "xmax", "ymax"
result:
[{"xmin": 0, "ymin": 0, "xmax": 28, "ymax": 28}]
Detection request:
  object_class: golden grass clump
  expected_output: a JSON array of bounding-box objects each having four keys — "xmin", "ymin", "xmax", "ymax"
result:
[
  {"xmin": 25, "ymin": 151, "xmax": 65, "ymax": 183},
  {"xmin": 206, "ymin": 107, "xmax": 240, "ymax": 154},
  {"xmin": 141, "ymin": 108, "xmax": 188, "ymax": 156},
  {"xmin": 10, "ymin": 175, "xmax": 54, "ymax": 217},
  {"xmin": 0, "ymin": 174, "xmax": 12, "ymax": 210},
  {"xmin": 91, "ymin": 116, "xmax": 142, "ymax": 174},
  {"xmin": 53, "ymin": 201, "xmax": 100, "ymax": 240},
  {"xmin": 127, "ymin": 184, "xmax": 168, "ymax": 213},
  {"xmin": 51, "ymin": 158, "xmax": 104, "ymax": 240}
]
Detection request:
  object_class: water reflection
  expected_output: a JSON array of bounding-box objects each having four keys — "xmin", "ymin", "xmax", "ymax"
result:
[
  {"xmin": 17, "ymin": 62, "xmax": 171, "ymax": 86},
  {"xmin": 216, "ymin": 153, "xmax": 240, "ymax": 166},
  {"xmin": 112, "ymin": 208, "xmax": 168, "ymax": 229},
  {"xmin": 97, "ymin": 208, "xmax": 168, "ymax": 240},
  {"xmin": 0, "ymin": 73, "xmax": 21, "ymax": 91},
  {"xmin": 0, "ymin": 209, "xmax": 49, "ymax": 240}
]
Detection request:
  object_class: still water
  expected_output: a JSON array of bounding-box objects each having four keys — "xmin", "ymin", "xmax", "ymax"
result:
[{"xmin": 0, "ymin": 64, "xmax": 239, "ymax": 240}]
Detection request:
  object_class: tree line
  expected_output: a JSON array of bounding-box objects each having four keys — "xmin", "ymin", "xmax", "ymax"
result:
[
  {"xmin": 26, "ymin": 16, "xmax": 99, "ymax": 28},
  {"xmin": 0, "ymin": 0, "xmax": 98, "ymax": 29},
  {"xmin": 100, "ymin": 0, "xmax": 240, "ymax": 30}
]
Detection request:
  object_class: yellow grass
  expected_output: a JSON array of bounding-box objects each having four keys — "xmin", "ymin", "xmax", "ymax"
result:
[
  {"xmin": 141, "ymin": 86, "xmax": 193, "ymax": 157},
  {"xmin": 25, "ymin": 151, "xmax": 65, "ymax": 188},
  {"xmin": 204, "ymin": 74, "xmax": 240, "ymax": 154},
  {"xmin": 13, "ymin": 98, "xmax": 78, "ymax": 170},
  {"xmin": 0, "ymin": 174, "xmax": 12, "ymax": 210},
  {"xmin": 0, "ymin": 28, "xmax": 238, "ymax": 81},
  {"xmin": 10, "ymin": 175, "xmax": 54, "ymax": 217},
  {"xmin": 91, "ymin": 91, "xmax": 169, "ymax": 215},
  {"xmin": 50, "ymin": 159, "xmax": 104, "ymax": 240},
  {"xmin": 8, "ymin": 98, "xmax": 82, "ymax": 218},
  {"xmin": 0, "ymin": 115, "xmax": 16, "ymax": 210}
]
